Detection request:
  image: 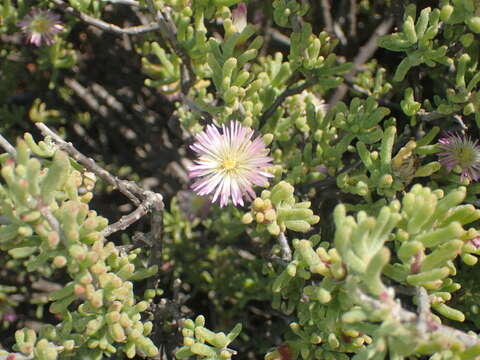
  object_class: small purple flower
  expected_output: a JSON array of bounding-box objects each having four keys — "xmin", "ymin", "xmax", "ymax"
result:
[
  {"xmin": 2, "ymin": 311, "xmax": 17, "ymax": 323},
  {"xmin": 188, "ymin": 121, "xmax": 273, "ymax": 208},
  {"xmin": 437, "ymin": 131, "xmax": 480, "ymax": 182},
  {"xmin": 18, "ymin": 8, "xmax": 64, "ymax": 47},
  {"xmin": 177, "ymin": 190, "xmax": 212, "ymax": 221},
  {"xmin": 315, "ymin": 165, "xmax": 329, "ymax": 175}
]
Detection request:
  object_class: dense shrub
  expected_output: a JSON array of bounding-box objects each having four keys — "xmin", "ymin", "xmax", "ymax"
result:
[{"xmin": 1, "ymin": 1, "xmax": 480, "ymax": 359}]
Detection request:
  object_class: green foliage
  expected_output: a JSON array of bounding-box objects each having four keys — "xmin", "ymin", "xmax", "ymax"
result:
[
  {"xmin": 2, "ymin": 0, "xmax": 480, "ymax": 359},
  {"xmin": 272, "ymin": 0, "xmax": 309, "ymax": 28},
  {"xmin": 379, "ymin": 1, "xmax": 480, "ymax": 127},
  {"xmin": 0, "ymin": 137, "xmax": 158, "ymax": 359},
  {"xmin": 379, "ymin": 5, "xmax": 451, "ymax": 82},
  {"xmin": 176, "ymin": 316, "xmax": 241, "ymax": 359},
  {"xmin": 263, "ymin": 185, "xmax": 480, "ymax": 360}
]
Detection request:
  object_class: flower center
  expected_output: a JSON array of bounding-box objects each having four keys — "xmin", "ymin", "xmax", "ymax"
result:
[
  {"xmin": 31, "ymin": 17, "xmax": 50, "ymax": 34},
  {"xmin": 459, "ymin": 146, "xmax": 475, "ymax": 166},
  {"xmin": 222, "ymin": 159, "xmax": 238, "ymax": 171}
]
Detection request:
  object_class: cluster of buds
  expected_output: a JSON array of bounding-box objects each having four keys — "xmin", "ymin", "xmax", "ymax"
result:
[
  {"xmin": 176, "ymin": 315, "xmax": 241, "ymax": 360},
  {"xmin": 272, "ymin": 0, "xmax": 310, "ymax": 27},
  {"xmin": 0, "ymin": 329, "xmax": 62, "ymax": 360},
  {"xmin": 242, "ymin": 197, "xmax": 277, "ymax": 230},
  {"xmin": 241, "ymin": 181, "xmax": 319, "ymax": 235}
]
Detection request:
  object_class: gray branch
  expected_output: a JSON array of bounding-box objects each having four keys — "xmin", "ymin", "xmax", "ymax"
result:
[
  {"xmin": 321, "ymin": 0, "xmax": 334, "ymax": 34},
  {"xmin": 0, "ymin": 133, "xmax": 17, "ymax": 157},
  {"xmin": 102, "ymin": 192, "xmax": 163, "ymax": 237},
  {"xmin": 36, "ymin": 124, "xmax": 164, "ymax": 239},
  {"xmin": 278, "ymin": 232, "xmax": 292, "ymax": 262},
  {"xmin": 348, "ymin": 0, "xmax": 357, "ymax": 37},
  {"xmin": 101, "ymin": 0, "xmax": 140, "ymax": 6},
  {"xmin": 415, "ymin": 286, "xmax": 430, "ymax": 339},
  {"xmin": 64, "ymin": 78, "xmax": 109, "ymax": 117},
  {"xmin": 357, "ymin": 288, "xmax": 480, "ymax": 348},
  {"xmin": 36, "ymin": 123, "xmax": 141, "ymax": 205},
  {"xmin": 50, "ymin": 0, "xmax": 160, "ymax": 35}
]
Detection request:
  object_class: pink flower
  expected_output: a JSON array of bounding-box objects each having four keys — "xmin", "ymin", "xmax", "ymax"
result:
[
  {"xmin": 18, "ymin": 8, "xmax": 64, "ymax": 47},
  {"xmin": 232, "ymin": 3, "xmax": 247, "ymax": 33},
  {"xmin": 471, "ymin": 236, "xmax": 480, "ymax": 249},
  {"xmin": 188, "ymin": 121, "xmax": 273, "ymax": 207},
  {"xmin": 437, "ymin": 131, "xmax": 480, "ymax": 182}
]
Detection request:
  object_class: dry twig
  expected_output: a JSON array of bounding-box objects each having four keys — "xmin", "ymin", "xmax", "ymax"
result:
[
  {"xmin": 278, "ymin": 232, "xmax": 292, "ymax": 262},
  {"xmin": 415, "ymin": 286, "xmax": 430, "ymax": 339},
  {"xmin": 65, "ymin": 78, "xmax": 109, "ymax": 117},
  {"xmin": 417, "ymin": 110, "xmax": 446, "ymax": 122},
  {"xmin": 35, "ymin": 123, "xmax": 164, "ymax": 238},
  {"xmin": 102, "ymin": 0, "xmax": 140, "ymax": 6},
  {"xmin": 321, "ymin": 0, "xmax": 334, "ymax": 34},
  {"xmin": 357, "ymin": 288, "xmax": 480, "ymax": 348},
  {"xmin": 0, "ymin": 133, "xmax": 17, "ymax": 157},
  {"xmin": 348, "ymin": 0, "xmax": 357, "ymax": 37},
  {"xmin": 102, "ymin": 191, "xmax": 163, "ymax": 237},
  {"xmin": 36, "ymin": 123, "xmax": 142, "ymax": 205},
  {"xmin": 50, "ymin": 0, "xmax": 160, "ymax": 35}
]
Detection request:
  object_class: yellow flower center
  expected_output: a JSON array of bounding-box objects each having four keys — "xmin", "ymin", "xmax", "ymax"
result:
[
  {"xmin": 222, "ymin": 159, "xmax": 237, "ymax": 171},
  {"xmin": 459, "ymin": 147, "xmax": 475, "ymax": 165},
  {"xmin": 32, "ymin": 18, "xmax": 50, "ymax": 33}
]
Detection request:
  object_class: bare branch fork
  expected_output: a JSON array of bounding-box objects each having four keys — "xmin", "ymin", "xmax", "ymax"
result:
[
  {"xmin": 102, "ymin": 191, "xmax": 163, "ymax": 237},
  {"xmin": 35, "ymin": 123, "xmax": 164, "ymax": 237}
]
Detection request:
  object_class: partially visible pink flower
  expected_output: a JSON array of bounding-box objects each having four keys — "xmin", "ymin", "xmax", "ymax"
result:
[
  {"xmin": 232, "ymin": 3, "xmax": 247, "ymax": 33},
  {"xmin": 188, "ymin": 121, "xmax": 273, "ymax": 208},
  {"xmin": 471, "ymin": 236, "xmax": 480, "ymax": 249},
  {"xmin": 18, "ymin": 8, "xmax": 64, "ymax": 47},
  {"xmin": 437, "ymin": 131, "xmax": 480, "ymax": 182}
]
